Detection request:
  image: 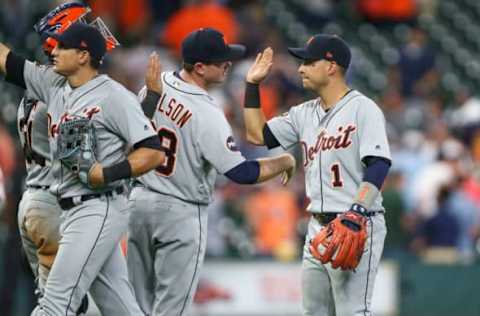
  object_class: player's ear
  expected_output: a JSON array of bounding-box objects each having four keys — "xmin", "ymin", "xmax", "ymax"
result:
[
  {"xmin": 193, "ymin": 62, "xmax": 206, "ymax": 76},
  {"xmin": 77, "ymin": 50, "xmax": 90, "ymax": 67},
  {"xmin": 327, "ymin": 61, "xmax": 338, "ymax": 76}
]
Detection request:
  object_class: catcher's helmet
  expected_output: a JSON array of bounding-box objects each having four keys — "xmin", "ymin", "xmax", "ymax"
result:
[
  {"xmin": 34, "ymin": 2, "xmax": 91, "ymax": 55},
  {"xmin": 34, "ymin": 2, "xmax": 120, "ymax": 57}
]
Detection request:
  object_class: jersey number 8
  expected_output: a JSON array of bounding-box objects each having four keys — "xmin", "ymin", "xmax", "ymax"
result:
[{"xmin": 156, "ymin": 127, "xmax": 178, "ymax": 176}]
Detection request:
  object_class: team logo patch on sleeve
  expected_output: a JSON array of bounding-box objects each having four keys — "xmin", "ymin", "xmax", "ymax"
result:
[{"xmin": 226, "ymin": 136, "xmax": 239, "ymax": 151}]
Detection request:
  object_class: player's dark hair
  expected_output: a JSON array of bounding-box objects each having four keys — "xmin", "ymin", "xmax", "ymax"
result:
[
  {"xmin": 337, "ymin": 65, "xmax": 347, "ymax": 76},
  {"xmin": 77, "ymin": 48, "xmax": 101, "ymax": 69},
  {"xmin": 89, "ymin": 58, "xmax": 101, "ymax": 70},
  {"xmin": 182, "ymin": 62, "xmax": 194, "ymax": 72}
]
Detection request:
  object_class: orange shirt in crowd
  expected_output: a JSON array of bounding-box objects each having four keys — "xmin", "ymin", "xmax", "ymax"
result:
[
  {"xmin": 260, "ymin": 85, "xmax": 279, "ymax": 120},
  {"xmin": 88, "ymin": 0, "xmax": 149, "ymax": 33},
  {"xmin": 244, "ymin": 186, "xmax": 300, "ymax": 256},
  {"xmin": 358, "ymin": 0, "xmax": 417, "ymax": 20},
  {"xmin": 163, "ymin": 1, "xmax": 239, "ymax": 56}
]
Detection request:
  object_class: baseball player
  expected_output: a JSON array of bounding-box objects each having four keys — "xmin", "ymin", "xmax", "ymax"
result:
[
  {"xmin": 15, "ymin": 5, "xmax": 90, "ymax": 314},
  {"xmin": 0, "ymin": 22, "xmax": 165, "ymax": 315},
  {"xmin": 243, "ymin": 35, "xmax": 392, "ymax": 315},
  {"xmin": 128, "ymin": 28, "xmax": 296, "ymax": 316}
]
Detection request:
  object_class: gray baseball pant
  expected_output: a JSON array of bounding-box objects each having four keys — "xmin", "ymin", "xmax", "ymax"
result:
[
  {"xmin": 127, "ymin": 186, "xmax": 207, "ymax": 316},
  {"xmin": 31, "ymin": 192, "xmax": 144, "ymax": 316},
  {"xmin": 302, "ymin": 214, "xmax": 387, "ymax": 316}
]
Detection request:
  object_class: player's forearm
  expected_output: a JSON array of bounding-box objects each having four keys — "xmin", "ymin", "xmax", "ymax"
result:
[
  {"xmin": 244, "ymin": 108, "xmax": 266, "ymax": 145},
  {"xmin": 243, "ymin": 82, "xmax": 266, "ymax": 145},
  {"xmin": 351, "ymin": 157, "xmax": 391, "ymax": 213},
  {"xmin": 256, "ymin": 153, "xmax": 295, "ymax": 183},
  {"xmin": 127, "ymin": 147, "xmax": 165, "ymax": 177},
  {"xmin": 0, "ymin": 43, "xmax": 11, "ymax": 75},
  {"xmin": 94, "ymin": 148, "xmax": 164, "ymax": 187}
]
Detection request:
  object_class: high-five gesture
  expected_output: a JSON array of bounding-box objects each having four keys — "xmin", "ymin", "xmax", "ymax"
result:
[
  {"xmin": 246, "ymin": 47, "xmax": 273, "ymax": 84},
  {"xmin": 145, "ymin": 52, "xmax": 163, "ymax": 94},
  {"xmin": 0, "ymin": 43, "xmax": 11, "ymax": 75}
]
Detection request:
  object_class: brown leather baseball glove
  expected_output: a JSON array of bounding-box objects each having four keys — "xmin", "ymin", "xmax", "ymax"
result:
[{"xmin": 309, "ymin": 211, "xmax": 368, "ymax": 270}]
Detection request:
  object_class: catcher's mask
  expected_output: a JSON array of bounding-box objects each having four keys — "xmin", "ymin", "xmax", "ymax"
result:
[
  {"xmin": 34, "ymin": 2, "xmax": 120, "ymax": 57},
  {"xmin": 34, "ymin": 2, "xmax": 91, "ymax": 56}
]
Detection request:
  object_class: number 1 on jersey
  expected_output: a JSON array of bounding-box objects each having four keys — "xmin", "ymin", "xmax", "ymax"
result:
[
  {"xmin": 330, "ymin": 163, "xmax": 343, "ymax": 187},
  {"xmin": 156, "ymin": 127, "xmax": 178, "ymax": 176}
]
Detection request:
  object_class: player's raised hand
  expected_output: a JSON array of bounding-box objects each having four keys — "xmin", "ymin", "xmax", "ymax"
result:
[
  {"xmin": 0, "ymin": 43, "xmax": 11, "ymax": 75},
  {"xmin": 281, "ymin": 153, "xmax": 296, "ymax": 185},
  {"xmin": 146, "ymin": 52, "xmax": 162, "ymax": 94},
  {"xmin": 246, "ymin": 47, "xmax": 273, "ymax": 84}
]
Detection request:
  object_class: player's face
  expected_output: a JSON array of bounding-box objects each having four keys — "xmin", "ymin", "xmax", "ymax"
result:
[
  {"xmin": 298, "ymin": 59, "xmax": 332, "ymax": 90},
  {"xmin": 203, "ymin": 61, "xmax": 232, "ymax": 84},
  {"xmin": 51, "ymin": 44, "xmax": 88, "ymax": 75}
]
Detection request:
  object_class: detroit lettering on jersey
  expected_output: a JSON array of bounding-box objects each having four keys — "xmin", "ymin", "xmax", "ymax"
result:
[
  {"xmin": 301, "ymin": 124, "xmax": 356, "ymax": 167},
  {"xmin": 155, "ymin": 93, "xmax": 193, "ymax": 128},
  {"xmin": 267, "ymin": 90, "xmax": 391, "ymax": 213},
  {"xmin": 22, "ymin": 61, "xmax": 157, "ymax": 198},
  {"xmin": 47, "ymin": 106, "xmax": 101, "ymax": 138}
]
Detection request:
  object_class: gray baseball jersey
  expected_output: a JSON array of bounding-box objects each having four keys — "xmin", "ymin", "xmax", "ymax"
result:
[
  {"xmin": 23, "ymin": 61, "xmax": 156, "ymax": 198},
  {"xmin": 268, "ymin": 90, "xmax": 391, "ymax": 213},
  {"xmin": 17, "ymin": 93, "xmax": 61, "ymax": 293},
  {"xmin": 22, "ymin": 60, "xmax": 149, "ymax": 316},
  {"xmin": 136, "ymin": 71, "xmax": 245, "ymax": 204},
  {"xmin": 267, "ymin": 90, "xmax": 391, "ymax": 316},
  {"xmin": 17, "ymin": 95, "xmax": 55, "ymax": 187},
  {"xmin": 128, "ymin": 71, "xmax": 245, "ymax": 316}
]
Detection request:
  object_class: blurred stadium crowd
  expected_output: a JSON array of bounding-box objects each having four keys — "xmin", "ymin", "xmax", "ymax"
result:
[{"xmin": 1, "ymin": 0, "xmax": 480, "ymax": 312}]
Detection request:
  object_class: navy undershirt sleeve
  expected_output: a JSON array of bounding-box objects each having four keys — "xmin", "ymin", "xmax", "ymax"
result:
[
  {"xmin": 362, "ymin": 156, "xmax": 391, "ymax": 190},
  {"xmin": 225, "ymin": 160, "xmax": 260, "ymax": 184},
  {"xmin": 133, "ymin": 135, "xmax": 161, "ymax": 150},
  {"xmin": 263, "ymin": 124, "xmax": 281, "ymax": 149},
  {"xmin": 5, "ymin": 51, "xmax": 26, "ymax": 89}
]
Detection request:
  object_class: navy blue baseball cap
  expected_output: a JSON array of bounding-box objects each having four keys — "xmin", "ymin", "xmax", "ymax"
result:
[
  {"xmin": 182, "ymin": 28, "xmax": 246, "ymax": 64},
  {"xmin": 288, "ymin": 34, "xmax": 351, "ymax": 69},
  {"xmin": 47, "ymin": 23, "xmax": 107, "ymax": 61}
]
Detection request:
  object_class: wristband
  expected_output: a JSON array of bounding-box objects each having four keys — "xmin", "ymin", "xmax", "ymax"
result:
[
  {"xmin": 5, "ymin": 51, "xmax": 26, "ymax": 89},
  {"xmin": 244, "ymin": 82, "xmax": 260, "ymax": 108},
  {"xmin": 353, "ymin": 181, "xmax": 379, "ymax": 210},
  {"xmin": 141, "ymin": 90, "xmax": 161, "ymax": 118},
  {"xmin": 349, "ymin": 203, "xmax": 367, "ymax": 214},
  {"xmin": 103, "ymin": 160, "xmax": 132, "ymax": 184}
]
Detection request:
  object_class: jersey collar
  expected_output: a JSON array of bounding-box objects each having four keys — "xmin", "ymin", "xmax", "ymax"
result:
[
  {"xmin": 317, "ymin": 89, "xmax": 359, "ymax": 115},
  {"xmin": 66, "ymin": 74, "xmax": 109, "ymax": 94},
  {"xmin": 163, "ymin": 71, "xmax": 212, "ymax": 98}
]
